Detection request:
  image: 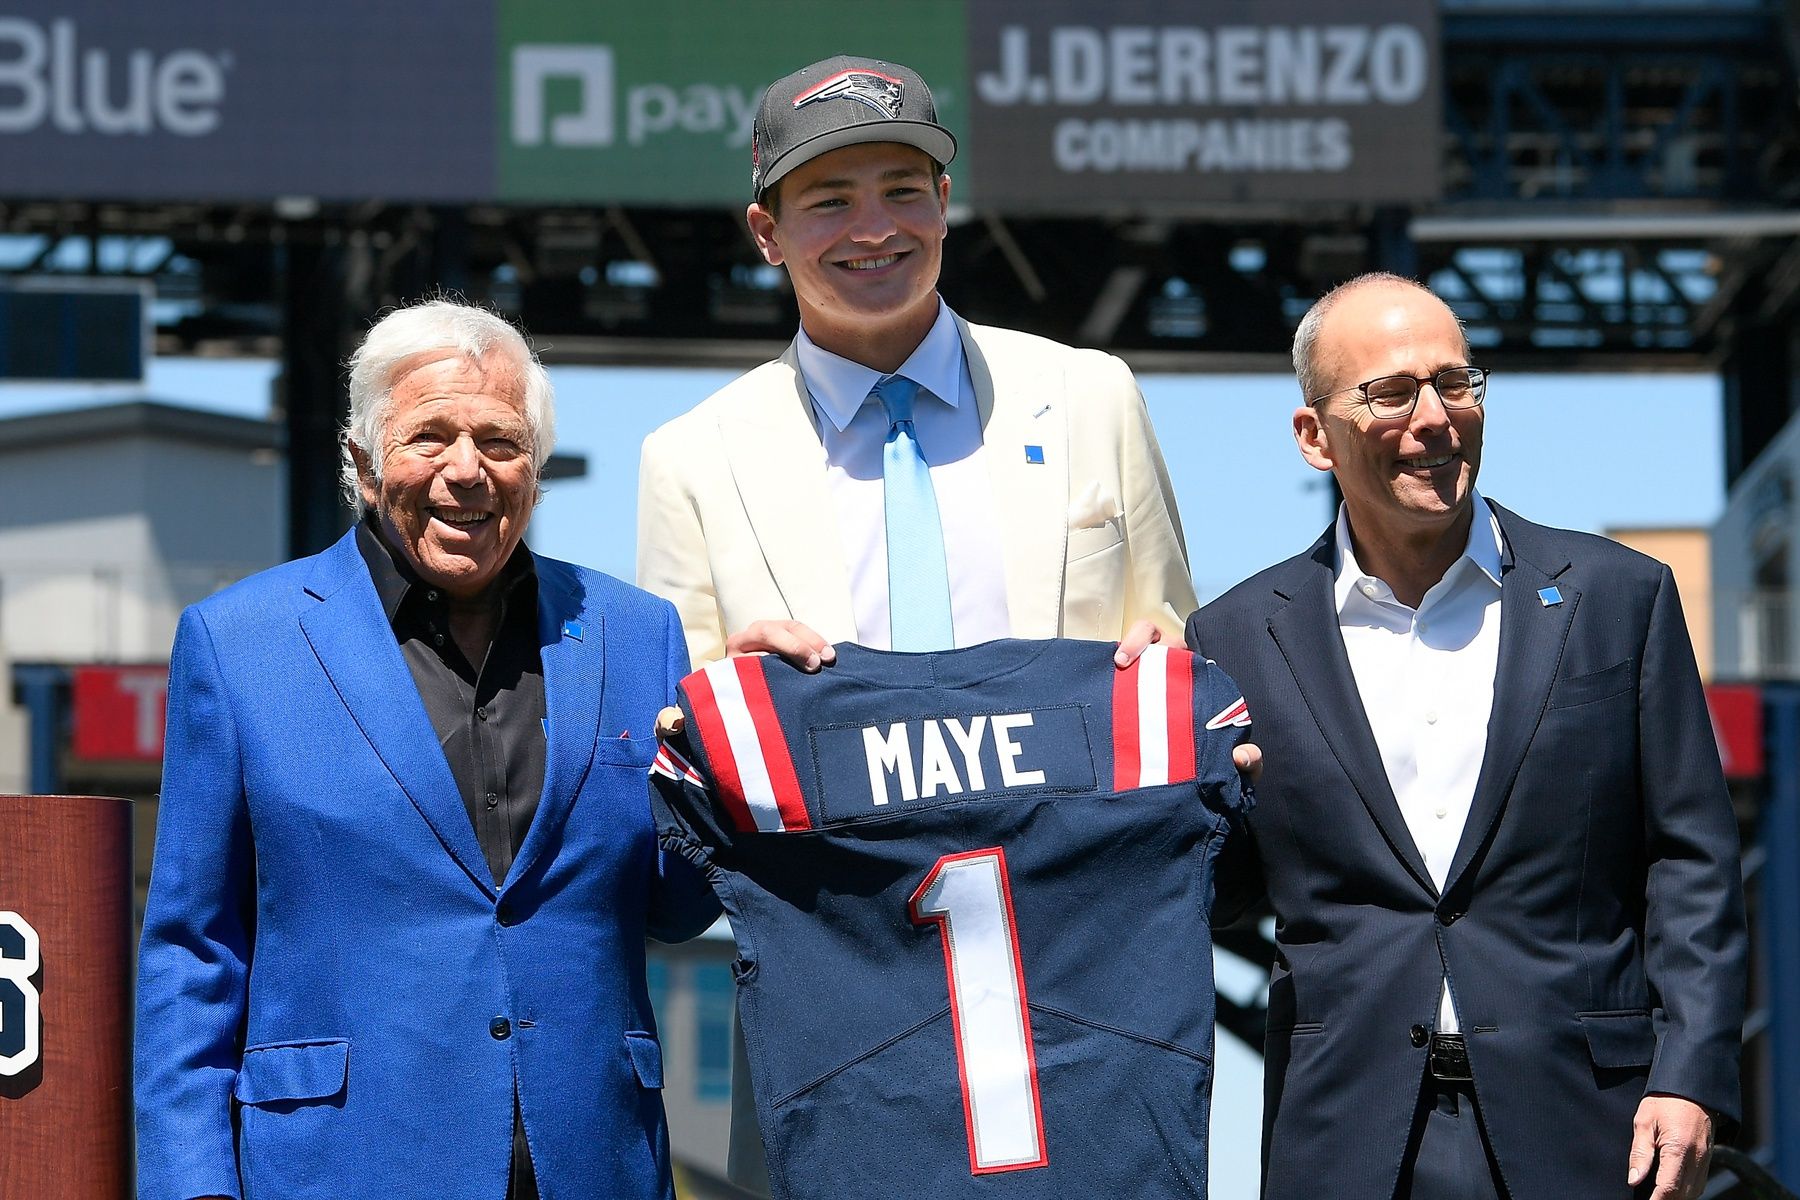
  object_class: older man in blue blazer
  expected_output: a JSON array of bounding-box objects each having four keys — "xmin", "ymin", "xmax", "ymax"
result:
[
  {"xmin": 1188, "ymin": 274, "xmax": 1745, "ymax": 1200},
  {"xmin": 136, "ymin": 300, "xmax": 718, "ymax": 1200}
]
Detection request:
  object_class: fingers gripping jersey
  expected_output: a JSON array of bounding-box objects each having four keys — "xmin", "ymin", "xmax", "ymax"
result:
[{"xmin": 652, "ymin": 639, "xmax": 1252, "ymax": 1200}]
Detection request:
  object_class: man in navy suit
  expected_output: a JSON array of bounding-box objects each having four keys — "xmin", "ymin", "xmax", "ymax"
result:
[
  {"xmin": 135, "ymin": 300, "xmax": 718, "ymax": 1200},
  {"xmin": 1187, "ymin": 274, "xmax": 1745, "ymax": 1200}
]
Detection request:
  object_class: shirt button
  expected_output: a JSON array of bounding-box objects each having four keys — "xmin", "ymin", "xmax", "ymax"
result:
[
  {"xmin": 485, "ymin": 792, "xmax": 499, "ymax": 810},
  {"xmin": 1361, "ymin": 583, "xmax": 1378, "ymax": 598},
  {"xmin": 433, "ymin": 634, "xmax": 445, "ymax": 648},
  {"xmin": 1435, "ymin": 805, "xmax": 1448, "ymax": 819},
  {"xmin": 427, "ymin": 590, "xmax": 440, "ymax": 602},
  {"xmin": 1425, "ymin": 711, "xmax": 1438, "ymax": 724},
  {"xmin": 490, "ymin": 1016, "xmax": 512, "ymax": 1040}
]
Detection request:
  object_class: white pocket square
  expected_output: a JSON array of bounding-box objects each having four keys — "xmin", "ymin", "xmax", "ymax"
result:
[{"xmin": 1067, "ymin": 481, "xmax": 1122, "ymax": 530}]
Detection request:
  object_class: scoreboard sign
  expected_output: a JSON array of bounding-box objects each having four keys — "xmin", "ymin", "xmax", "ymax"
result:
[
  {"xmin": 967, "ymin": 0, "xmax": 1440, "ymax": 208},
  {"xmin": 0, "ymin": 3, "xmax": 494, "ymax": 202},
  {"xmin": 0, "ymin": 0, "xmax": 1442, "ymax": 210}
]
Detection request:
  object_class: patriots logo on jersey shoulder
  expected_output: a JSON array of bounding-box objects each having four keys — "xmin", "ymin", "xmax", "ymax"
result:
[
  {"xmin": 793, "ymin": 69, "xmax": 905, "ymax": 119},
  {"xmin": 651, "ymin": 742, "xmax": 704, "ymax": 787},
  {"xmin": 1204, "ymin": 697, "xmax": 1251, "ymax": 730}
]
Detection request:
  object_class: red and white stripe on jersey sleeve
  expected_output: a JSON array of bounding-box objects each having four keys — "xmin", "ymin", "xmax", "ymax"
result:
[
  {"xmin": 1112, "ymin": 643, "xmax": 1198, "ymax": 789},
  {"xmin": 682, "ymin": 656, "xmax": 812, "ymax": 834},
  {"xmin": 650, "ymin": 742, "xmax": 704, "ymax": 787}
]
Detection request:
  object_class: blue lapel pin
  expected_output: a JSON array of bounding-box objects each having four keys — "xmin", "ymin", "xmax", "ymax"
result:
[
  {"xmin": 1024, "ymin": 445, "xmax": 1045, "ymax": 464},
  {"xmin": 561, "ymin": 619, "xmax": 584, "ymax": 641},
  {"xmin": 1537, "ymin": 586, "xmax": 1563, "ymax": 607}
]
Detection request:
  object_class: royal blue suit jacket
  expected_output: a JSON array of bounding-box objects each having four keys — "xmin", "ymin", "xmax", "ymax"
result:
[
  {"xmin": 136, "ymin": 529, "xmax": 720, "ymax": 1200},
  {"xmin": 1186, "ymin": 503, "xmax": 1746, "ymax": 1200}
]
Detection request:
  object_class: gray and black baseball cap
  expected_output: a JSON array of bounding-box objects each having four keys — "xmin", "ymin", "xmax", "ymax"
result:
[{"xmin": 751, "ymin": 55, "xmax": 958, "ymax": 199}]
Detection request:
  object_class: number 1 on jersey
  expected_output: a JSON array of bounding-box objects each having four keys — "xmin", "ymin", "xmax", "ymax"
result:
[{"xmin": 909, "ymin": 848, "xmax": 1049, "ymax": 1174}]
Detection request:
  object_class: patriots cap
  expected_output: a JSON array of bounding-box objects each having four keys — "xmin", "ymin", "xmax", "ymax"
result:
[{"xmin": 751, "ymin": 55, "xmax": 958, "ymax": 199}]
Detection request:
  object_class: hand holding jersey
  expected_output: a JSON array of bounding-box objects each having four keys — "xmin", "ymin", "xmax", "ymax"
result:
[
  {"xmin": 652, "ymin": 640, "xmax": 1251, "ymax": 1200},
  {"xmin": 730, "ymin": 617, "xmax": 1265, "ymax": 786}
]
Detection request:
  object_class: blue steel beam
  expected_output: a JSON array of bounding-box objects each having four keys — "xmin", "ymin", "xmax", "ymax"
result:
[{"xmin": 9, "ymin": 664, "xmax": 68, "ymax": 795}]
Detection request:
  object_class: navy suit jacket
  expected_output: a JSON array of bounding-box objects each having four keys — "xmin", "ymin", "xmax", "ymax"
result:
[
  {"xmin": 1186, "ymin": 503, "xmax": 1746, "ymax": 1200},
  {"xmin": 136, "ymin": 529, "xmax": 720, "ymax": 1200}
]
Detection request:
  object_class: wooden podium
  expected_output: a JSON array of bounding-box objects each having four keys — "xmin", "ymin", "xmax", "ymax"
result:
[{"xmin": 0, "ymin": 794, "xmax": 133, "ymax": 1200}]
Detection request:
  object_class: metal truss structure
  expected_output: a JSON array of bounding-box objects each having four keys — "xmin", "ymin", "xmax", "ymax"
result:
[{"xmin": 3, "ymin": 9, "xmax": 1796, "ymax": 374}]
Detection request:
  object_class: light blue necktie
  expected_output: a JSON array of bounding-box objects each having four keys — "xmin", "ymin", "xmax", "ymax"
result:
[{"xmin": 874, "ymin": 375, "xmax": 954, "ymax": 651}]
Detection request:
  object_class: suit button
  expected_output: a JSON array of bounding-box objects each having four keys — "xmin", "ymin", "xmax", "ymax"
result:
[
  {"xmin": 490, "ymin": 1016, "xmax": 512, "ymax": 1040},
  {"xmin": 1410, "ymin": 1024, "xmax": 1429, "ymax": 1048},
  {"xmin": 1439, "ymin": 908, "xmax": 1464, "ymax": 925},
  {"xmin": 497, "ymin": 905, "xmax": 516, "ymax": 927}
]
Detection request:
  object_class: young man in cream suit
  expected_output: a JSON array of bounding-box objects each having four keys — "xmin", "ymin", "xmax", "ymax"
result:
[
  {"xmin": 635, "ymin": 55, "xmax": 1205, "ymax": 1192},
  {"xmin": 637, "ymin": 54, "xmax": 1196, "ymax": 671}
]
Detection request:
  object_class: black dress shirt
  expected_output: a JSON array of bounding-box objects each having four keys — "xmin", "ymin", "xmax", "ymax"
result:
[
  {"xmin": 357, "ymin": 519, "xmax": 548, "ymax": 1199},
  {"xmin": 356, "ymin": 518, "xmax": 547, "ymax": 887}
]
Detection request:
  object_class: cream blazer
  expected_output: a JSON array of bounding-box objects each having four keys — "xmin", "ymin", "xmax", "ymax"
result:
[{"xmin": 636, "ymin": 315, "xmax": 1197, "ymax": 666}]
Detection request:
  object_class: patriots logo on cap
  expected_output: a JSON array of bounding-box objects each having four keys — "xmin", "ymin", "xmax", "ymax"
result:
[{"xmin": 793, "ymin": 69, "xmax": 904, "ymax": 119}]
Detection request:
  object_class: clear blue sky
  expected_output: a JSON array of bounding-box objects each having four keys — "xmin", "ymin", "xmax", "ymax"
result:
[{"xmin": 0, "ymin": 357, "xmax": 1725, "ymax": 1191}]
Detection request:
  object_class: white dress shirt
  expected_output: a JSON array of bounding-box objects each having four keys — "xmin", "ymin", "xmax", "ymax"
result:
[
  {"xmin": 1335, "ymin": 491, "xmax": 1505, "ymax": 1033},
  {"xmin": 796, "ymin": 301, "xmax": 1011, "ymax": 650}
]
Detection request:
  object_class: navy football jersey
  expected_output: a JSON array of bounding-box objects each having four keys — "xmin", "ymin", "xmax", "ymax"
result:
[{"xmin": 651, "ymin": 639, "xmax": 1252, "ymax": 1200}]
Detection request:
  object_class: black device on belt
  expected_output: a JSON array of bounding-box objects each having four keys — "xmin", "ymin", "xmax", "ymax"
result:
[{"xmin": 1428, "ymin": 1033, "xmax": 1473, "ymax": 1082}]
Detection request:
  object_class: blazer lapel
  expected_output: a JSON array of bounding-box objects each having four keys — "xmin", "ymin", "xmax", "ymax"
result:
[
  {"xmin": 505, "ymin": 559, "xmax": 602, "ymax": 892},
  {"xmin": 299, "ymin": 532, "xmax": 493, "ymax": 896},
  {"xmin": 718, "ymin": 344, "xmax": 858, "ymax": 639},
  {"xmin": 1443, "ymin": 509, "xmax": 1576, "ymax": 892},
  {"xmin": 1267, "ymin": 535, "xmax": 1438, "ymax": 897},
  {"xmin": 963, "ymin": 317, "xmax": 1068, "ymax": 639}
]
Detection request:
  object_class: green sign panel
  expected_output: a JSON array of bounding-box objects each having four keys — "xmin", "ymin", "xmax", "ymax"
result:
[{"xmin": 498, "ymin": 1, "xmax": 971, "ymax": 205}]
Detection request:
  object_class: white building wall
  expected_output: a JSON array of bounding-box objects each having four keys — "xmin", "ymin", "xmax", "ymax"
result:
[
  {"xmin": 0, "ymin": 641, "xmax": 26, "ymax": 793},
  {"xmin": 0, "ymin": 437, "xmax": 280, "ymax": 663},
  {"xmin": 0, "ymin": 417, "xmax": 282, "ymax": 787},
  {"xmin": 1712, "ymin": 412, "xmax": 1800, "ymax": 680}
]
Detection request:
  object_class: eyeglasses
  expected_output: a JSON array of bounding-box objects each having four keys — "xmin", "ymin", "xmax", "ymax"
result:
[{"xmin": 1311, "ymin": 366, "xmax": 1489, "ymax": 420}]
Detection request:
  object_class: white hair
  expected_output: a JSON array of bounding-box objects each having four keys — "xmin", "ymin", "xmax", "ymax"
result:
[
  {"xmin": 340, "ymin": 300, "xmax": 556, "ymax": 511},
  {"xmin": 1291, "ymin": 272, "xmax": 1466, "ymax": 404}
]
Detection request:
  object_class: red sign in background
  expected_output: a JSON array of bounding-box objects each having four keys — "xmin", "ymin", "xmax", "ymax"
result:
[
  {"xmin": 1706, "ymin": 684, "xmax": 1764, "ymax": 781},
  {"xmin": 70, "ymin": 666, "xmax": 167, "ymax": 762}
]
